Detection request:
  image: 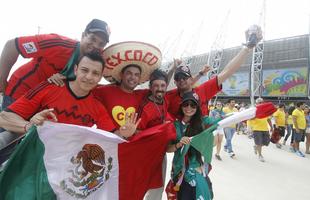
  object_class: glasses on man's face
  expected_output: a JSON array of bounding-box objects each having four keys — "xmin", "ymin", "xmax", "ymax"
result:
[
  {"xmin": 182, "ymin": 101, "xmax": 197, "ymax": 109},
  {"xmin": 175, "ymin": 74, "xmax": 189, "ymax": 82}
]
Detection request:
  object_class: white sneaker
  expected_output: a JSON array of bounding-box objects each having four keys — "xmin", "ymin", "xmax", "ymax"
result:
[
  {"xmin": 258, "ymin": 155, "xmax": 265, "ymax": 162},
  {"xmin": 229, "ymin": 152, "xmax": 235, "ymax": 158}
]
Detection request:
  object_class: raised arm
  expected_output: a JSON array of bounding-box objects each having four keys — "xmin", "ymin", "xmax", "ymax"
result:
[
  {"xmin": 217, "ymin": 25, "xmax": 262, "ymax": 85},
  {"xmin": 192, "ymin": 65, "xmax": 211, "ymax": 86},
  {"xmin": 0, "ymin": 39, "xmax": 20, "ymax": 92},
  {"xmin": 167, "ymin": 59, "xmax": 182, "ymax": 84}
]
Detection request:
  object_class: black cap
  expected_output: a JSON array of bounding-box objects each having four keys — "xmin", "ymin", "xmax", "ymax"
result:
[
  {"xmin": 174, "ymin": 64, "xmax": 191, "ymax": 80},
  {"xmin": 85, "ymin": 19, "xmax": 110, "ymax": 42},
  {"xmin": 181, "ymin": 91, "xmax": 200, "ymax": 105}
]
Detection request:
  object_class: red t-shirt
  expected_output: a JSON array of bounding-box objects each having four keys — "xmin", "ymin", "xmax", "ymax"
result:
[
  {"xmin": 137, "ymin": 96, "xmax": 173, "ymax": 130},
  {"xmin": 93, "ymin": 84, "xmax": 149, "ymax": 128},
  {"xmin": 5, "ymin": 34, "xmax": 78, "ymax": 100},
  {"xmin": 7, "ymin": 81, "xmax": 115, "ymax": 131},
  {"xmin": 166, "ymin": 76, "xmax": 222, "ymax": 119}
]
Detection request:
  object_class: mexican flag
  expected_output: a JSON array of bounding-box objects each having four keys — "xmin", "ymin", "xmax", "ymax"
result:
[{"xmin": 0, "ymin": 122, "xmax": 176, "ymax": 200}]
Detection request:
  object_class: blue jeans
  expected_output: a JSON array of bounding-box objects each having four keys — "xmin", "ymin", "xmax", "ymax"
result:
[{"xmin": 224, "ymin": 127, "xmax": 236, "ymax": 153}]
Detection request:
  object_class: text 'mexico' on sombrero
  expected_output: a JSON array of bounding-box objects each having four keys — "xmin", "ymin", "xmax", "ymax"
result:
[{"xmin": 102, "ymin": 41, "xmax": 162, "ymax": 83}]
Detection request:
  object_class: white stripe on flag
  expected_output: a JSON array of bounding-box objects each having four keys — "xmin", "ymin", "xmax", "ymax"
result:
[{"xmin": 38, "ymin": 122, "xmax": 125, "ymax": 200}]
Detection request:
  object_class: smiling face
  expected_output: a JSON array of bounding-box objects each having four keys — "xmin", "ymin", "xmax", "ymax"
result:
[
  {"xmin": 120, "ymin": 65, "xmax": 141, "ymax": 91},
  {"xmin": 181, "ymin": 100, "xmax": 198, "ymax": 118},
  {"xmin": 174, "ymin": 74, "xmax": 193, "ymax": 92},
  {"xmin": 80, "ymin": 32, "xmax": 108, "ymax": 55},
  {"xmin": 150, "ymin": 79, "xmax": 167, "ymax": 102},
  {"xmin": 73, "ymin": 56, "xmax": 103, "ymax": 95}
]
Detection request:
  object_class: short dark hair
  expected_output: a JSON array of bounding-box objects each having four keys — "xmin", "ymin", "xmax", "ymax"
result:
[
  {"xmin": 149, "ymin": 69, "xmax": 168, "ymax": 86},
  {"xmin": 227, "ymin": 99, "xmax": 235, "ymax": 104},
  {"xmin": 78, "ymin": 52, "xmax": 105, "ymax": 71},
  {"xmin": 296, "ymin": 102, "xmax": 305, "ymax": 107},
  {"xmin": 278, "ymin": 103, "xmax": 285, "ymax": 108},
  {"xmin": 121, "ymin": 64, "xmax": 142, "ymax": 74}
]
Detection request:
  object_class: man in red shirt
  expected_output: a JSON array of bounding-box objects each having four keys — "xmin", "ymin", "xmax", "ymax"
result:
[
  {"xmin": 0, "ymin": 19, "xmax": 110, "ymax": 110},
  {"xmin": 93, "ymin": 41, "xmax": 164, "ymax": 128},
  {"xmin": 136, "ymin": 69, "xmax": 173, "ymax": 200},
  {"xmin": 0, "ymin": 52, "xmax": 139, "ymax": 164},
  {"xmin": 166, "ymin": 25, "xmax": 263, "ymax": 120}
]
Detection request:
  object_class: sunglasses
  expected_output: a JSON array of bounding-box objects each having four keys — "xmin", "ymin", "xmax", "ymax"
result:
[
  {"xmin": 174, "ymin": 74, "xmax": 190, "ymax": 81},
  {"xmin": 182, "ymin": 102, "xmax": 197, "ymax": 109}
]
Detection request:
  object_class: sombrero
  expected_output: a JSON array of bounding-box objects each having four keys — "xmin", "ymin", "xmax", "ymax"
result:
[{"xmin": 102, "ymin": 41, "xmax": 162, "ymax": 83}]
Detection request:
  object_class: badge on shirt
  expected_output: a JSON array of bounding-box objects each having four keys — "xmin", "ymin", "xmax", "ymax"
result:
[{"xmin": 22, "ymin": 42, "xmax": 37, "ymax": 54}]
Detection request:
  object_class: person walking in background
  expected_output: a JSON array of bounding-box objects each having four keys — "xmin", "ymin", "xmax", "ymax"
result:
[
  {"xmin": 304, "ymin": 106, "xmax": 310, "ymax": 154},
  {"xmin": 222, "ymin": 99, "xmax": 238, "ymax": 158},
  {"xmin": 272, "ymin": 103, "xmax": 286, "ymax": 148},
  {"xmin": 210, "ymin": 101, "xmax": 225, "ymax": 160},
  {"xmin": 283, "ymin": 104, "xmax": 295, "ymax": 150},
  {"xmin": 248, "ymin": 98, "xmax": 273, "ymax": 162},
  {"xmin": 292, "ymin": 102, "xmax": 306, "ymax": 157}
]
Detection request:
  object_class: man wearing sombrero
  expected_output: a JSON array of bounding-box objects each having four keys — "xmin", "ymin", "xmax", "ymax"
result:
[{"xmin": 93, "ymin": 41, "xmax": 164, "ymax": 129}]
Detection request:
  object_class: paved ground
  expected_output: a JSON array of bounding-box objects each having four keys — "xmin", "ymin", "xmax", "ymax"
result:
[{"xmin": 163, "ymin": 134, "xmax": 310, "ymax": 200}]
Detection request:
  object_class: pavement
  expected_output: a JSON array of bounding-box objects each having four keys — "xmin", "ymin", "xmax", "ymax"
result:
[{"xmin": 163, "ymin": 134, "xmax": 310, "ymax": 200}]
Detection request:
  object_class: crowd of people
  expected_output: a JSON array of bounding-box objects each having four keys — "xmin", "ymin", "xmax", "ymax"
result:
[
  {"xmin": 208, "ymin": 98, "xmax": 310, "ymax": 162},
  {"xmin": 0, "ymin": 18, "xmax": 289, "ymax": 200}
]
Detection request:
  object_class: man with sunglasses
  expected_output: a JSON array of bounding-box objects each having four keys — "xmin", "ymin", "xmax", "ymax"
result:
[{"xmin": 166, "ymin": 25, "xmax": 263, "ymax": 120}]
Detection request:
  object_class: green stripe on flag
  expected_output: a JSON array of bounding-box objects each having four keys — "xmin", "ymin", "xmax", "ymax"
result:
[
  {"xmin": 190, "ymin": 124, "xmax": 218, "ymax": 164},
  {"xmin": 0, "ymin": 126, "xmax": 56, "ymax": 200}
]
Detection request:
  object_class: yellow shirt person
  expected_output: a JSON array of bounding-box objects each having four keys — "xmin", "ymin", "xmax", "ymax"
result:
[
  {"xmin": 273, "ymin": 108, "xmax": 286, "ymax": 127},
  {"xmin": 292, "ymin": 108, "xmax": 306, "ymax": 130}
]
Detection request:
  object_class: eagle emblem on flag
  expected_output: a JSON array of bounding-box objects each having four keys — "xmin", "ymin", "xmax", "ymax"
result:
[{"xmin": 60, "ymin": 144, "xmax": 113, "ymax": 198}]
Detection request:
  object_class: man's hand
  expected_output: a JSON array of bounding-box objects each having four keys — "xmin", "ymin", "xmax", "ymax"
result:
[
  {"xmin": 199, "ymin": 65, "xmax": 212, "ymax": 76},
  {"xmin": 119, "ymin": 112, "xmax": 141, "ymax": 138},
  {"xmin": 30, "ymin": 108, "xmax": 58, "ymax": 126},
  {"xmin": 47, "ymin": 73, "xmax": 66, "ymax": 87},
  {"xmin": 245, "ymin": 25, "xmax": 263, "ymax": 48}
]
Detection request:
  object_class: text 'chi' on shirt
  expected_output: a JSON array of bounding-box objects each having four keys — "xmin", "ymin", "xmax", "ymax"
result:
[{"xmin": 93, "ymin": 84, "xmax": 149, "ymax": 128}]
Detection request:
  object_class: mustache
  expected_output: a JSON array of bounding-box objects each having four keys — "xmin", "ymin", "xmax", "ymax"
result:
[{"xmin": 155, "ymin": 91, "xmax": 165, "ymax": 94}]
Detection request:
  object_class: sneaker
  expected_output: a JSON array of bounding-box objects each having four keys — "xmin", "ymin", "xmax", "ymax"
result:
[
  {"xmin": 258, "ymin": 155, "xmax": 265, "ymax": 162},
  {"xmin": 276, "ymin": 143, "xmax": 282, "ymax": 149},
  {"xmin": 289, "ymin": 147, "xmax": 296, "ymax": 153},
  {"xmin": 282, "ymin": 140, "xmax": 286, "ymax": 145},
  {"xmin": 229, "ymin": 152, "xmax": 235, "ymax": 158},
  {"xmin": 253, "ymin": 146, "xmax": 257, "ymax": 155},
  {"xmin": 215, "ymin": 154, "xmax": 222, "ymax": 161},
  {"xmin": 296, "ymin": 150, "xmax": 305, "ymax": 157}
]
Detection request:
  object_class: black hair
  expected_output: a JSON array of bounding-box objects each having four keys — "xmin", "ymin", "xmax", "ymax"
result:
[
  {"xmin": 296, "ymin": 102, "xmax": 304, "ymax": 108},
  {"xmin": 179, "ymin": 101, "xmax": 204, "ymax": 165},
  {"xmin": 278, "ymin": 103, "xmax": 285, "ymax": 108},
  {"xmin": 227, "ymin": 99, "xmax": 235, "ymax": 104},
  {"xmin": 149, "ymin": 69, "xmax": 168, "ymax": 86},
  {"xmin": 78, "ymin": 51, "xmax": 105, "ymax": 70},
  {"xmin": 121, "ymin": 64, "xmax": 142, "ymax": 74}
]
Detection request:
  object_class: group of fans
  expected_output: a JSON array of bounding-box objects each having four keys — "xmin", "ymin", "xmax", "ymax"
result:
[
  {"xmin": 0, "ymin": 19, "xmax": 264, "ymax": 199},
  {"xmin": 208, "ymin": 98, "xmax": 310, "ymax": 162}
]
